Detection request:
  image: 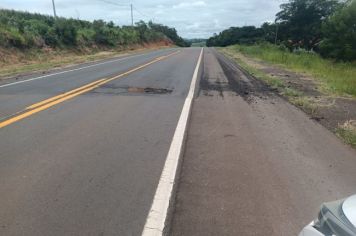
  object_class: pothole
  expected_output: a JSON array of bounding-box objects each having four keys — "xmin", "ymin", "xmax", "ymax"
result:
[
  {"xmin": 127, "ymin": 87, "xmax": 173, "ymax": 94},
  {"xmin": 92, "ymin": 84, "xmax": 173, "ymax": 95}
]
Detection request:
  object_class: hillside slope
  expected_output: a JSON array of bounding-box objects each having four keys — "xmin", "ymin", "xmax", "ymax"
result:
[{"xmin": 0, "ymin": 9, "xmax": 189, "ymax": 78}]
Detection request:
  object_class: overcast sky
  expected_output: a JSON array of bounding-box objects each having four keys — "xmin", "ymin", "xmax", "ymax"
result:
[{"xmin": 0, "ymin": 0, "xmax": 287, "ymax": 38}]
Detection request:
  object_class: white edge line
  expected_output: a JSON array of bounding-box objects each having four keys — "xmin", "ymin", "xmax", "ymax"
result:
[
  {"xmin": 141, "ymin": 47, "xmax": 204, "ymax": 236},
  {"xmin": 0, "ymin": 49, "xmax": 173, "ymax": 88}
]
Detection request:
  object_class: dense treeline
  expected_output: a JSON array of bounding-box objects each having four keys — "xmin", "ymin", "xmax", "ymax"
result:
[
  {"xmin": 186, "ymin": 38, "xmax": 207, "ymax": 46},
  {"xmin": 206, "ymin": 26, "xmax": 264, "ymax": 46},
  {"xmin": 0, "ymin": 9, "xmax": 189, "ymax": 49},
  {"xmin": 148, "ymin": 22, "xmax": 191, "ymax": 47},
  {"xmin": 207, "ymin": 0, "xmax": 356, "ymax": 61}
]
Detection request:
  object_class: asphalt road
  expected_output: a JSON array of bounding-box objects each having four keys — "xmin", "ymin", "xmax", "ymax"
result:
[
  {"xmin": 1, "ymin": 47, "xmax": 356, "ymax": 236},
  {"xmin": 0, "ymin": 48, "xmax": 201, "ymax": 235}
]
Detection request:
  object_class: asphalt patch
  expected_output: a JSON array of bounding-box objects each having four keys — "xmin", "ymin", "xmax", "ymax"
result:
[
  {"xmin": 213, "ymin": 50, "xmax": 273, "ymax": 102},
  {"xmin": 91, "ymin": 84, "xmax": 173, "ymax": 96},
  {"xmin": 199, "ymin": 75, "xmax": 229, "ymax": 97}
]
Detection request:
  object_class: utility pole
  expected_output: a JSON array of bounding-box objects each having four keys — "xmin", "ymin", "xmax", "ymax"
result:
[
  {"xmin": 130, "ymin": 4, "xmax": 133, "ymax": 26},
  {"xmin": 52, "ymin": 0, "xmax": 57, "ymax": 18},
  {"xmin": 274, "ymin": 19, "xmax": 279, "ymax": 45}
]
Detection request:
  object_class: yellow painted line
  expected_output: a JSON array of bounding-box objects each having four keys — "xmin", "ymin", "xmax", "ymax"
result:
[
  {"xmin": 26, "ymin": 79, "xmax": 106, "ymax": 110},
  {"xmin": 0, "ymin": 50, "xmax": 180, "ymax": 129},
  {"xmin": 0, "ymin": 84, "xmax": 101, "ymax": 129}
]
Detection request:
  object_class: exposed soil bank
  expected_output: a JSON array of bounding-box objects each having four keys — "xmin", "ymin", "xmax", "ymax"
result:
[{"xmin": 0, "ymin": 41, "xmax": 173, "ymax": 80}]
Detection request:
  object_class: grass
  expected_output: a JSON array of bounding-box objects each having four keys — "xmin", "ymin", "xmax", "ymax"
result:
[
  {"xmin": 289, "ymin": 97, "xmax": 318, "ymax": 115},
  {"xmin": 282, "ymin": 87, "xmax": 303, "ymax": 97},
  {"xmin": 227, "ymin": 44, "xmax": 356, "ymax": 97},
  {"xmin": 0, "ymin": 50, "xmax": 117, "ymax": 77},
  {"xmin": 336, "ymin": 121, "xmax": 356, "ymax": 148}
]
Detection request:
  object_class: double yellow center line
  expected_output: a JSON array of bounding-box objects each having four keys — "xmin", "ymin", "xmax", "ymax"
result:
[{"xmin": 0, "ymin": 50, "xmax": 180, "ymax": 129}]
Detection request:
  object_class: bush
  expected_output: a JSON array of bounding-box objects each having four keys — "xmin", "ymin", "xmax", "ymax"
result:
[
  {"xmin": 55, "ymin": 20, "xmax": 78, "ymax": 46},
  {"xmin": 0, "ymin": 9, "xmax": 187, "ymax": 49},
  {"xmin": 6, "ymin": 28, "xmax": 27, "ymax": 48},
  {"xmin": 24, "ymin": 19, "xmax": 49, "ymax": 36},
  {"xmin": 43, "ymin": 28, "xmax": 59, "ymax": 47},
  {"xmin": 77, "ymin": 28, "xmax": 95, "ymax": 46}
]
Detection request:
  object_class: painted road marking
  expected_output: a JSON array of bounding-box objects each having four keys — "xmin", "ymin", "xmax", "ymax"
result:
[
  {"xmin": 26, "ymin": 79, "xmax": 106, "ymax": 110},
  {"xmin": 0, "ymin": 82, "xmax": 103, "ymax": 129},
  {"xmin": 0, "ymin": 50, "xmax": 180, "ymax": 129},
  {"xmin": 0, "ymin": 49, "xmax": 173, "ymax": 89},
  {"xmin": 141, "ymin": 48, "xmax": 203, "ymax": 236}
]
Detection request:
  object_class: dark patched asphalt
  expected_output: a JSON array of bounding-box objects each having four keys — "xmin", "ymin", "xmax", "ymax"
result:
[{"xmin": 0, "ymin": 48, "xmax": 201, "ymax": 236}]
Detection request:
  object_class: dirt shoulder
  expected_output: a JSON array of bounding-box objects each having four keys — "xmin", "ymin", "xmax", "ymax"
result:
[
  {"xmin": 218, "ymin": 47, "xmax": 356, "ymax": 148},
  {"xmin": 0, "ymin": 42, "xmax": 174, "ymax": 81}
]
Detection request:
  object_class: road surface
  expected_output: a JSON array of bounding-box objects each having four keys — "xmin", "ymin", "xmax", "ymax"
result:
[
  {"xmin": 0, "ymin": 47, "xmax": 355, "ymax": 236},
  {"xmin": 0, "ymin": 48, "xmax": 201, "ymax": 236}
]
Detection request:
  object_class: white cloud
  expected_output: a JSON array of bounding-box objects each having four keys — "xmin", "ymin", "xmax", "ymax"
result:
[
  {"xmin": 172, "ymin": 1, "xmax": 207, "ymax": 9},
  {"xmin": 185, "ymin": 22, "xmax": 201, "ymax": 30}
]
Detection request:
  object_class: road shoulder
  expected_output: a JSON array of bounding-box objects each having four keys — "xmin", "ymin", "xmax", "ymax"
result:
[{"xmin": 169, "ymin": 48, "xmax": 356, "ymax": 235}]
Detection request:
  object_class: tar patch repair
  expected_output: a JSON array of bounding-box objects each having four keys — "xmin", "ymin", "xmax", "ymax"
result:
[{"xmin": 91, "ymin": 84, "xmax": 173, "ymax": 96}]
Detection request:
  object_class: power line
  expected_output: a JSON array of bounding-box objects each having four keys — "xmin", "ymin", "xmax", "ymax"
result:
[
  {"xmin": 97, "ymin": 0, "xmax": 134, "ymax": 25},
  {"xmin": 132, "ymin": 6, "xmax": 150, "ymax": 18},
  {"xmin": 132, "ymin": 5, "xmax": 156, "ymax": 23},
  {"xmin": 95, "ymin": 0, "xmax": 154, "ymax": 25},
  {"xmin": 97, "ymin": 0, "xmax": 128, "ymax": 7}
]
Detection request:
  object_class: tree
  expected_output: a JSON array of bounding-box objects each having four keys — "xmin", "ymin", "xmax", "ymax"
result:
[
  {"xmin": 276, "ymin": 0, "xmax": 342, "ymax": 50},
  {"xmin": 206, "ymin": 26, "xmax": 264, "ymax": 47},
  {"xmin": 148, "ymin": 21, "xmax": 191, "ymax": 47},
  {"xmin": 54, "ymin": 19, "xmax": 78, "ymax": 46},
  {"xmin": 261, "ymin": 22, "xmax": 278, "ymax": 44},
  {"xmin": 319, "ymin": 0, "xmax": 356, "ymax": 60}
]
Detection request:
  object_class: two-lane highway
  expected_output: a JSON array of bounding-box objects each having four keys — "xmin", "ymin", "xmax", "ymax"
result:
[
  {"xmin": 0, "ymin": 48, "xmax": 202, "ymax": 235},
  {"xmin": 0, "ymin": 49, "xmax": 178, "ymax": 119}
]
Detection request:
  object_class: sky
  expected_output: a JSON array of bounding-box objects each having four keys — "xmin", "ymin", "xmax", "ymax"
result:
[{"xmin": 0, "ymin": 0, "xmax": 288, "ymax": 39}]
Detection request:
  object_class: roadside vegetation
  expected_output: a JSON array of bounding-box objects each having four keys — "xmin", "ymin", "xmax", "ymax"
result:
[
  {"xmin": 212, "ymin": 0, "xmax": 356, "ymax": 147},
  {"xmin": 337, "ymin": 121, "xmax": 356, "ymax": 148},
  {"xmin": 0, "ymin": 9, "xmax": 190, "ymax": 78},
  {"xmin": 229, "ymin": 44, "xmax": 356, "ymax": 97},
  {"xmin": 0, "ymin": 9, "xmax": 190, "ymax": 49},
  {"xmin": 0, "ymin": 45, "xmax": 167, "ymax": 78},
  {"xmin": 208, "ymin": 0, "xmax": 356, "ymax": 62}
]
